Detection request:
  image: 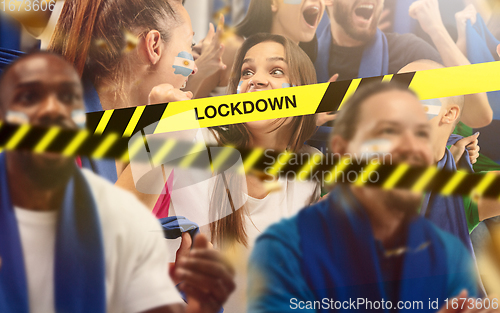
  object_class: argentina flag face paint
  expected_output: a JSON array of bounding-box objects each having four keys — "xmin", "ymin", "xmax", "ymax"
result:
[
  {"xmin": 71, "ymin": 109, "xmax": 87, "ymax": 128},
  {"xmin": 421, "ymin": 99, "xmax": 442, "ymax": 120},
  {"xmin": 359, "ymin": 138, "xmax": 393, "ymax": 161},
  {"xmin": 173, "ymin": 51, "xmax": 195, "ymax": 77},
  {"xmin": 6, "ymin": 110, "xmax": 30, "ymax": 124},
  {"xmin": 237, "ymin": 81, "xmax": 243, "ymax": 94}
]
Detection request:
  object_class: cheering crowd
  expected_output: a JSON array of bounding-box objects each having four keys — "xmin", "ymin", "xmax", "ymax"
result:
[{"xmin": 2, "ymin": 0, "xmax": 500, "ymax": 312}]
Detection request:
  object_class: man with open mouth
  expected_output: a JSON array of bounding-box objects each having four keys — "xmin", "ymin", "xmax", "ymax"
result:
[{"xmin": 313, "ymin": 0, "xmax": 442, "ymax": 82}]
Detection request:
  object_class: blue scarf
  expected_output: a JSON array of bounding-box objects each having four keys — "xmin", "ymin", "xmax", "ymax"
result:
[
  {"xmin": 0, "ymin": 47, "xmax": 21, "ymax": 72},
  {"xmin": 81, "ymin": 78, "xmax": 118, "ymax": 183},
  {"xmin": 299, "ymin": 186, "xmax": 455, "ymax": 312},
  {"xmin": 421, "ymin": 136, "xmax": 474, "ymax": 256},
  {"xmin": 0, "ymin": 153, "xmax": 106, "ymax": 312},
  {"xmin": 466, "ymin": 14, "xmax": 500, "ymax": 164},
  {"xmin": 315, "ymin": 21, "xmax": 389, "ymax": 82}
]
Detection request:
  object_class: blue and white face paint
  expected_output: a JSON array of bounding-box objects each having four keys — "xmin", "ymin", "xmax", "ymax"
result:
[
  {"xmin": 281, "ymin": 83, "xmax": 296, "ymax": 88},
  {"xmin": 284, "ymin": 0, "xmax": 302, "ymax": 4},
  {"xmin": 6, "ymin": 110, "xmax": 29, "ymax": 124},
  {"xmin": 237, "ymin": 81, "xmax": 243, "ymax": 94},
  {"xmin": 6, "ymin": 109, "xmax": 86, "ymax": 128},
  {"xmin": 421, "ymin": 99, "xmax": 442, "ymax": 120},
  {"xmin": 359, "ymin": 138, "xmax": 392, "ymax": 161},
  {"xmin": 173, "ymin": 51, "xmax": 195, "ymax": 77},
  {"xmin": 71, "ymin": 109, "xmax": 87, "ymax": 128}
]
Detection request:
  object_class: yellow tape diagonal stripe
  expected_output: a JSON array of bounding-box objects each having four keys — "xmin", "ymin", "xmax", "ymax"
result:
[
  {"xmin": 324, "ymin": 157, "xmax": 351, "ymax": 185},
  {"xmin": 122, "ymin": 106, "xmax": 145, "ymax": 137},
  {"xmin": 382, "ymin": 74, "xmax": 394, "ymax": 83},
  {"xmin": 241, "ymin": 148, "xmax": 264, "ymax": 174},
  {"xmin": 211, "ymin": 146, "xmax": 235, "ymax": 172},
  {"xmin": 122, "ymin": 135, "xmax": 146, "ymax": 163},
  {"xmin": 441, "ymin": 171, "xmax": 468, "ymax": 196},
  {"xmin": 92, "ymin": 133, "xmax": 119, "ymax": 158},
  {"xmin": 94, "ymin": 110, "xmax": 113, "ymax": 135},
  {"xmin": 151, "ymin": 139, "xmax": 176, "ymax": 166},
  {"xmin": 354, "ymin": 161, "xmax": 380, "ymax": 187},
  {"xmin": 62, "ymin": 130, "xmax": 89, "ymax": 157},
  {"xmin": 5, "ymin": 124, "xmax": 31, "ymax": 150},
  {"xmin": 298, "ymin": 154, "xmax": 323, "ymax": 181},
  {"xmin": 179, "ymin": 142, "xmax": 206, "ymax": 168},
  {"xmin": 473, "ymin": 172, "xmax": 497, "ymax": 196},
  {"xmin": 34, "ymin": 127, "xmax": 61, "ymax": 153},
  {"xmin": 411, "ymin": 166, "xmax": 438, "ymax": 193},
  {"xmin": 268, "ymin": 151, "xmax": 292, "ymax": 176},
  {"xmin": 338, "ymin": 78, "xmax": 361, "ymax": 110},
  {"xmin": 383, "ymin": 164, "xmax": 410, "ymax": 190}
]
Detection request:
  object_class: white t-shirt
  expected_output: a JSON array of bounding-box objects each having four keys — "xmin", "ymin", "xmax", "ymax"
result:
[
  {"xmin": 14, "ymin": 169, "xmax": 183, "ymax": 313},
  {"xmin": 221, "ymin": 171, "xmax": 320, "ymax": 313},
  {"xmin": 167, "ymin": 128, "xmax": 321, "ymax": 313}
]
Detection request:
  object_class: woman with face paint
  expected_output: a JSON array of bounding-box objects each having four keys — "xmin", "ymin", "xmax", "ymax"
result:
[
  {"xmin": 40, "ymin": 0, "xmax": 199, "ymax": 191},
  {"xmin": 47, "ymin": 0, "xmax": 223, "ymax": 288},
  {"xmin": 202, "ymin": 33, "xmax": 320, "ymax": 313},
  {"xmin": 189, "ymin": 0, "xmax": 325, "ymax": 99}
]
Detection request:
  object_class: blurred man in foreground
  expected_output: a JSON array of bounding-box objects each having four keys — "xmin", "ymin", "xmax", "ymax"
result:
[
  {"xmin": 0, "ymin": 51, "xmax": 235, "ymax": 313},
  {"xmin": 247, "ymin": 82, "xmax": 488, "ymax": 313}
]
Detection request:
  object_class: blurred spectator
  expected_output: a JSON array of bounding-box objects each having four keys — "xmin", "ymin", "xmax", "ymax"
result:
[{"xmin": 247, "ymin": 82, "xmax": 481, "ymax": 313}]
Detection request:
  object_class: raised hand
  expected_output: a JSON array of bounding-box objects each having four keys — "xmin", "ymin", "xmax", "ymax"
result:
[
  {"xmin": 148, "ymin": 83, "xmax": 193, "ymax": 105},
  {"xmin": 449, "ymin": 132, "xmax": 480, "ymax": 165},
  {"xmin": 409, "ymin": 0, "xmax": 446, "ymax": 36},
  {"xmin": 176, "ymin": 234, "xmax": 235, "ymax": 313},
  {"xmin": 455, "ymin": 4, "xmax": 478, "ymax": 56}
]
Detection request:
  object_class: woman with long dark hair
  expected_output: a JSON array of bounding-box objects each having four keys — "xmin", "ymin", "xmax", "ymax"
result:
[{"xmin": 199, "ymin": 33, "xmax": 321, "ymax": 313}]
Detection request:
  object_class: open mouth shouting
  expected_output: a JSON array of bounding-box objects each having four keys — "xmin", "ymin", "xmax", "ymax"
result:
[
  {"xmin": 354, "ymin": 3, "xmax": 375, "ymax": 23},
  {"xmin": 302, "ymin": 5, "xmax": 321, "ymax": 28}
]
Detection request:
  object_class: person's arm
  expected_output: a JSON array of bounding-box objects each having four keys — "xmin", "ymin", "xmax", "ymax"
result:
[
  {"xmin": 478, "ymin": 197, "xmax": 500, "ymax": 222},
  {"xmin": 183, "ymin": 15, "xmax": 227, "ymax": 99},
  {"xmin": 449, "ymin": 133, "xmax": 480, "ymax": 165},
  {"xmin": 124, "ymin": 205, "xmax": 233, "ymax": 313},
  {"xmin": 454, "ymin": 4, "xmax": 478, "ymax": 57},
  {"xmin": 409, "ymin": 0, "xmax": 493, "ymax": 128},
  {"xmin": 248, "ymin": 217, "xmax": 316, "ymax": 313},
  {"xmin": 174, "ymin": 234, "xmax": 235, "ymax": 313},
  {"xmin": 478, "ymin": 173, "xmax": 500, "ymax": 221}
]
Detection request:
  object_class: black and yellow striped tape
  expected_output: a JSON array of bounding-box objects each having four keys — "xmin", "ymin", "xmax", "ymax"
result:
[
  {"xmin": 85, "ymin": 62, "xmax": 500, "ymax": 137},
  {"xmin": 1, "ymin": 121, "xmax": 499, "ymax": 201}
]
